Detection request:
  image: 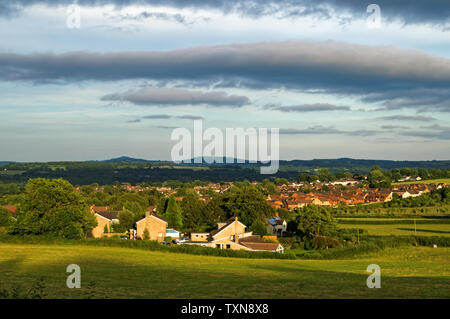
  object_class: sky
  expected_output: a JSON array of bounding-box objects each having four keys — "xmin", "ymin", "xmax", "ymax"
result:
[{"xmin": 0, "ymin": 0, "xmax": 449, "ymax": 162}]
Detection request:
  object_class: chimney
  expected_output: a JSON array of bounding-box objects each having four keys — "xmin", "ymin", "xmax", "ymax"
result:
[
  {"xmin": 275, "ymin": 211, "xmax": 279, "ymax": 217},
  {"xmin": 145, "ymin": 209, "xmax": 150, "ymax": 219}
]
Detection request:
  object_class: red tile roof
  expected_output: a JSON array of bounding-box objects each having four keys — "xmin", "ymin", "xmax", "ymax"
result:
[
  {"xmin": 2, "ymin": 205, "xmax": 16, "ymax": 217},
  {"xmin": 91, "ymin": 205, "xmax": 110, "ymax": 213}
]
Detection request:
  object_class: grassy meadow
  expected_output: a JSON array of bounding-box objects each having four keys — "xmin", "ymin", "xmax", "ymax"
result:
[
  {"xmin": 392, "ymin": 178, "xmax": 450, "ymax": 185},
  {"xmin": 337, "ymin": 218, "xmax": 450, "ymax": 237},
  {"xmin": 0, "ymin": 243, "xmax": 449, "ymax": 299}
]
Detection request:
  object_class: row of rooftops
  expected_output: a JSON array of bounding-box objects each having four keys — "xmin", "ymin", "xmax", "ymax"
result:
[{"xmin": 268, "ymin": 183, "xmax": 445, "ymax": 209}]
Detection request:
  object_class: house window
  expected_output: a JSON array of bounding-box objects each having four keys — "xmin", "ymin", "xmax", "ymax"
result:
[
  {"xmin": 216, "ymin": 244, "xmax": 221, "ymax": 248},
  {"xmin": 158, "ymin": 233, "xmax": 163, "ymax": 237},
  {"xmin": 226, "ymin": 244, "xmax": 231, "ymax": 249}
]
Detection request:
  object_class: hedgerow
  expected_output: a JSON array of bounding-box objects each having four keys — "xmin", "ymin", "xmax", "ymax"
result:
[{"xmin": 0, "ymin": 233, "xmax": 295, "ymax": 260}]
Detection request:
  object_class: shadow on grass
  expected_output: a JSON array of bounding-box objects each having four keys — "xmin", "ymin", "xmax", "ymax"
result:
[{"xmin": 0, "ymin": 252, "xmax": 449, "ymax": 299}]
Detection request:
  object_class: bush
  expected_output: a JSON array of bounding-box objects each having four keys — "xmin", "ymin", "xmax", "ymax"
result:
[
  {"xmin": 249, "ymin": 220, "xmax": 269, "ymax": 236},
  {"xmin": 278, "ymin": 236, "xmax": 303, "ymax": 249},
  {"xmin": 142, "ymin": 229, "xmax": 150, "ymax": 240},
  {"xmin": 414, "ymin": 236, "xmax": 450, "ymax": 247},
  {"xmin": 0, "ymin": 277, "xmax": 47, "ymax": 299},
  {"xmin": 311, "ymin": 235, "xmax": 339, "ymax": 249},
  {"xmin": 0, "ymin": 208, "xmax": 12, "ymax": 227},
  {"xmin": 298, "ymin": 235, "xmax": 419, "ymax": 259},
  {"xmin": 337, "ymin": 228, "xmax": 368, "ymax": 242}
]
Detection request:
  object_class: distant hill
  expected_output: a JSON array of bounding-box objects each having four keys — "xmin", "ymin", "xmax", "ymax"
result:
[
  {"xmin": 184, "ymin": 157, "xmax": 247, "ymax": 164},
  {"xmin": 99, "ymin": 156, "xmax": 450, "ymax": 172},
  {"xmin": 278, "ymin": 158, "xmax": 450, "ymax": 171},
  {"xmin": 101, "ymin": 156, "xmax": 154, "ymax": 163},
  {"xmin": 182, "ymin": 156, "xmax": 450, "ymax": 167},
  {"xmin": 0, "ymin": 157, "xmax": 448, "ymax": 185},
  {"xmin": 0, "ymin": 162, "xmax": 12, "ymax": 166}
]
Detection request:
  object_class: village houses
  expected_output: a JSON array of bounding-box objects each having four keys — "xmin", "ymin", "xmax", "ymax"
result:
[{"xmin": 184, "ymin": 217, "xmax": 284, "ymax": 253}]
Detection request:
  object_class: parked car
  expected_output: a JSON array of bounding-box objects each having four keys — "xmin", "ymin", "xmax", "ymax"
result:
[
  {"xmin": 120, "ymin": 236, "xmax": 128, "ymax": 240},
  {"xmin": 161, "ymin": 241, "xmax": 171, "ymax": 246},
  {"xmin": 177, "ymin": 237, "xmax": 190, "ymax": 243}
]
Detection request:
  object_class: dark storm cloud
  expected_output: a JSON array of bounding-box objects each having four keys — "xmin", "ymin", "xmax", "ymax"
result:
[
  {"xmin": 267, "ymin": 103, "xmax": 351, "ymax": 112},
  {"xmin": 1, "ymin": 40, "xmax": 450, "ymax": 111},
  {"xmin": 1, "ymin": 0, "xmax": 449, "ymax": 24},
  {"xmin": 101, "ymin": 88, "xmax": 249, "ymax": 107}
]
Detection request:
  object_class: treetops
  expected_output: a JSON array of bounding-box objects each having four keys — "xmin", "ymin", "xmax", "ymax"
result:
[{"xmin": 8, "ymin": 178, "xmax": 97, "ymax": 239}]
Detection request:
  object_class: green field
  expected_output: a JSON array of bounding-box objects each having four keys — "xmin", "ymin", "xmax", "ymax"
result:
[
  {"xmin": 0, "ymin": 243, "xmax": 449, "ymax": 299},
  {"xmin": 338, "ymin": 218, "xmax": 450, "ymax": 237},
  {"xmin": 393, "ymin": 178, "xmax": 450, "ymax": 185},
  {"xmin": 336, "ymin": 204, "xmax": 450, "ymax": 217}
]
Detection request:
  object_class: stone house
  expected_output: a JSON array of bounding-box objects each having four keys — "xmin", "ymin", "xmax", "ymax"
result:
[
  {"xmin": 135, "ymin": 210, "xmax": 168, "ymax": 242},
  {"xmin": 184, "ymin": 217, "xmax": 284, "ymax": 253},
  {"xmin": 89, "ymin": 210, "xmax": 119, "ymax": 238}
]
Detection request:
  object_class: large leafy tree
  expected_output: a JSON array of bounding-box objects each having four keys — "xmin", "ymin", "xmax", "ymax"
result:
[
  {"xmin": 221, "ymin": 186, "xmax": 273, "ymax": 226},
  {"xmin": 156, "ymin": 197, "xmax": 168, "ymax": 216},
  {"xmin": 249, "ymin": 220, "xmax": 269, "ymax": 236},
  {"xmin": 367, "ymin": 166, "xmax": 391, "ymax": 188},
  {"xmin": 116, "ymin": 209, "xmax": 136, "ymax": 232},
  {"xmin": 8, "ymin": 178, "xmax": 97, "ymax": 239},
  {"xmin": 164, "ymin": 195, "xmax": 183, "ymax": 230},
  {"xmin": 295, "ymin": 205, "xmax": 337, "ymax": 239},
  {"xmin": 109, "ymin": 192, "xmax": 147, "ymax": 213},
  {"xmin": 205, "ymin": 195, "xmax": 227, "ymax": 225},
  {"xmin": 180, "ymin": 191, "xmax": 208, "ymax": 232},
  {"xmin": 317, "ymin": 168, "xmax": 336, "ymax": 182}
]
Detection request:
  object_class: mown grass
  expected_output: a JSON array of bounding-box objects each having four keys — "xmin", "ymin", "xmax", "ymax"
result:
[
  {"xmin": 0, "ymin": 243, "xmax": 449, "ymax": 299},
  {"xmin": 392, "ymin": 178, "xmax": 450, "ymax": 185},
  {"xmin": 338, "ymin": 221, "xmax": 450, "ymax": 237}
]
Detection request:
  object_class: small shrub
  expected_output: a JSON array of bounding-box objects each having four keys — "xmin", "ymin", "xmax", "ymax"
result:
[
  {"xmin": 0, "ymin": 278, "xmax": 47, "ymax": 299},
  {"xmin": 311, "ymin": 235, "xmax": 339, "ymax": 249},
  {"xmin": 142, "ymin": 229, "xmax": 150, "ymax": 240}
]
